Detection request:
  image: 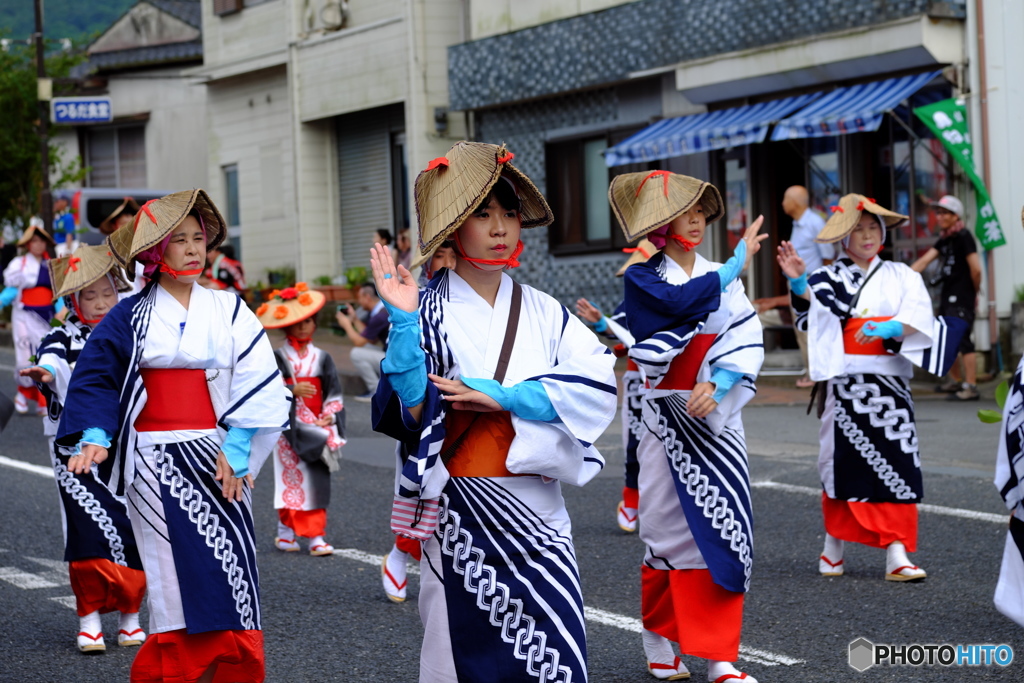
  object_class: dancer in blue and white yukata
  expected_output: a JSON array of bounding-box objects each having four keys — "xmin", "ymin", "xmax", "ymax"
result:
[
  {"xmin": 371, "ymin": 141, "xmax": 617, "ymax": 682},
  {"xmin": 610, "ymin": 170, "xmax": 767, "ymax": 683}
]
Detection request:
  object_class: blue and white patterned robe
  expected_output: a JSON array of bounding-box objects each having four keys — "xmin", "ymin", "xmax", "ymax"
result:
[
  {"xmin": 57, "ymin": 281, "xmax": 290, "ymax": 634},
  {"xmin": 373, "ymin": 269, "xmax": 617, "ymax": 682},
  {"xmin": 995, "ymin": 357, "xmax": 1024, "ymax": 626}
]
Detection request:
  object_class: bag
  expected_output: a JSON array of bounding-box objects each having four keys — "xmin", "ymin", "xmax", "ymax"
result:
[{"xmin": 390, "ymin": 280, "xmax": 523, "ymax": 541}]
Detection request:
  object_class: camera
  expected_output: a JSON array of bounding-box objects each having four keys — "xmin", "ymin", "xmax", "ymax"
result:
[{"xmin": 337, "ymin": 303, "xmax": 349, "ymax": 313}]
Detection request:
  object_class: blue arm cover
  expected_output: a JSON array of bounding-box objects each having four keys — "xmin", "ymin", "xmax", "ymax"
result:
[
  {"xmin": 55, "ymin": 298, "xmax": 65, "ymax": 314},
  {"xmin": 460, "ymin": 377, "xmax": 560, "ymax": 423},
  {"xmin": 38, "ymin": 364, "xmax": 56, "ymax": 379},
  {"xmin": 379, "ymin": 300, "xmax": 427, "ymax": 406},
  {"xmin": 716, "ymin": 240, "xmax": 747, "ymax": 291},
  {"xmin": 222, "ymin": 426, "xmax": 259, "ymax": 477},
  {"xmin": 710, "ymin": 368, "xmax": 744, "ymax": 404},
  {"xmin": 74, "ymin": 427, "xmax": 112, "ymax": 455},
  {"xmin": 787, "ymin": 272, "xmax": 808, "ymax": 296},
  {"xmin": 592, "ymin": 317, "xmax": 608, "ymax": 334},
  {"xmin": 860, "ymin": 320, "xmax": 904, "ymax": 340},
  {"xmin": 0, "ymin": 287, "xmax": 16, "ymax": 307}
]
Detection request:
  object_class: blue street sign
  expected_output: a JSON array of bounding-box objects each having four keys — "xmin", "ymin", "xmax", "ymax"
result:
[{"xmin": 51, "ymin": 97, "xmax": 113, "ymax": 124}]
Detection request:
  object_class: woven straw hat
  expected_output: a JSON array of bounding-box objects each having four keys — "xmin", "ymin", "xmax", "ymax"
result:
[
  {"xmin": 48, "ymin": 245, "xmax": 130, "ymax": 300},
  {"xmin": 412, "ymin": 141, "xmax": 553, "ymax": 268},
  {"xmin": 615, "ymin": 238, "xmax": 658, "ymax": 277},
  {"xmin": 106, "ymin": 189, "xmax": 226, "ymax": 276},
  {"xmin": 609, "ymin": 171, "xmax": 724, "ymax": 242},
  {"xmin": 815, "ymin": 194, "xmax": 906, "ymax": 244},
  {"xmin": 256, "ymin": 283, "xmax": 326, "ymax": 329},
  {"xmin": 17, "ymin": 219, "xmax": 55, "ymax": 247},
  {"xmin": 99, "ymin": 197, "xmax": 140, "ymax": 236}
]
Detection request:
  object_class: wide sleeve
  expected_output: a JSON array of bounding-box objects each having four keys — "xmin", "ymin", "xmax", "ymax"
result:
[
  {"xmin": 318, "ymin": 351, "xmax": 345, "ymax": 423},
  {"xmin": 2, "ymin": 257, "xmax": 31, "ymax": 289},
  {"xmin": 806, "ymin": 266, "xmax": 847, "ymax": 382},
  {"xmin": 889, "ymin": 263, "xmax": 934, "ymax": 353},
  {"xmin": 35, "ymin": 327, "xmax": 73, "ymax": 408},
  {"xmin": 623, "ymin": 257, "xmax": 722, "ymax": 342},
  {"xmin": 996, "ymin": 358, "xmax": 1024, "ymax": 516}
]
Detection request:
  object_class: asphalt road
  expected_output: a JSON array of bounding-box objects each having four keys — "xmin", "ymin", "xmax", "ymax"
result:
[{"xmin": 1, "ymin": 346, "xmax": 1021, "ymax": 682}]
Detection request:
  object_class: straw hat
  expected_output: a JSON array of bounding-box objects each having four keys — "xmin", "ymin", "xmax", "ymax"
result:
[
  {"xmin": 615, "ymin": 238, "xmax": 658, "ymax": 277},
  {"xmin": 107, "ymin": 188, "xmax": 226, "ymax": 277},
  {"xmin": 815, "ymin": 194, "xmax": 906, "ymax": 244},
  {"xmin": 412, "ymin": 141, "xmax": 553, "ymax": 268},
  {"xmin": 99, "ymin": 197, "xmax": 140, "ymax": 235},
  {"xmin": 255, "ymin": 283, "xmax": 326, "ymax": 329},
  {"xmin": 17, "ymin": 218, "xmax": 55, "ymax": 247},
  {"xmin": 609, "ymin": 171, "xmax": 724, "ymax": 243},
  {"xmin": 48, "ymin": 245, "xmax": 130, "ymax": 300}
]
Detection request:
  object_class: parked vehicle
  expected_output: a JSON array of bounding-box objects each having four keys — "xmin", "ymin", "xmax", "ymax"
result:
[{"xmin": 74, "ymin": 188, "xmax": 171, "ymax": 245}]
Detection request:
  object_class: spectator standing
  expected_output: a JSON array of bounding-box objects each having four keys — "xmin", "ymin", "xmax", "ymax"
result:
[
  {"xmin": 911, "ymin": 195, "xmax": 981, "ymax": 401},
  {"xmin": 53, "ymin": 192, "xmax": 78, "ymax": 257},
  {"xmin": 335, "ymin": 282, "xmax": 389, "ymax": 402},
  {"xmin": 373, "ymin": 228, "xmax": 393, "ymax": 247},
  {"xmin": 395, "ymin": 228, "xmax": 413, "ymax": 271}
]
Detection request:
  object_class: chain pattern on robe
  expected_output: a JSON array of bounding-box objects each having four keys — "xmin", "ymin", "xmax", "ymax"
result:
[
  {"xmin": 834, "ymin": 376, "xmax": 918, "ymax": 500},
  {"xmin": 156, "ymin": 448, "xmax": 256, "ymax": 629},
  {"xmin": 652, "ymin": 395, "xmax": 753, "ymax": 590},
  {"xmin": 625, "ymin": 373, "xmax": 645, "ymax": 444},
  {"xmin": 54, "ymin": 462, "xmax": 127, "ymax": 566},
  {"xmin": 436, "ymin": 493, "xmax": 574, "ymax": 683}
]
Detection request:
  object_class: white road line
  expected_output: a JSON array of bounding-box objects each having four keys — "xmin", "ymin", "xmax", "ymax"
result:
[
  {"xmin": 0, "ymin": 566, "xmax": 60, "ymax": 589},
  {"xmin": 50, "ymin": 596, "xmax": 77, "ymax": 610},
  {"xmin": 751, "ymin": 481, "xmax": 1007, "ymax": 524},
  {"xmin": 0, "ymin": 364, "xmax": 16, "ymax": 372},
  {"xmin": 0, "ymin": 454, "xmax": 53, "ymax": 479},
  {"xmin": 334, "ymin": 548, "xmax": 804, "ymax": 667}
]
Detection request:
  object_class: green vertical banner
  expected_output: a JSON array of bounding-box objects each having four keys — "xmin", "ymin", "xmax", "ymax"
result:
[{"xmin": 912, "ymin": 98, "xmax": 1006, "ymax": 250}]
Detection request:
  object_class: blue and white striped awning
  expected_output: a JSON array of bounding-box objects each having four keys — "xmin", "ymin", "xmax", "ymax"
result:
[
  {"xmin": 771, "ymin": 70, "xmax": 942, "ymax": 141},
  {"xmin": 604, "ymin": 93, "xmax": 821, "ymax": 167}
]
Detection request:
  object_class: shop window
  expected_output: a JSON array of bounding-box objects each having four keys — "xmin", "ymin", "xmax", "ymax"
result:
[
  {"xmin": 84, "ymin": 125, "xmax": 146, "ymax": 188},
  {"xmin": 223, "ymin": 164, "xmax": 241, "ymax": 258},
  {"xmin": 807, "ymin": 138, "xmax": 840, "ymax": 219}
]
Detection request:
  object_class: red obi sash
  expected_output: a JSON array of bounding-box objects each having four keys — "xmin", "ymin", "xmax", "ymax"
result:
[
  {"xmin": 443, "ymin": 410, "xmax": 524, "ymax": 478},
  {"xmin": 135, "ymin": 369, "xmax": 217, "ymax": 432},
  {"xmin": 295, "ymin": 376, "xmax": 322, "ymax": 416},
  {"xmin": 21, "ymin": 286, "xmax": 53, "ymax": 307},
  {"xmin": 843, "ymin": 316, "xmax": 893, "ymax": 356},
  {"xmin": 648, "ymin": 334, "xmax": 717, "ymax": 391},
  {"xmin": 626, "ymin": 358, "xmax": 639, "ymax": 372}
]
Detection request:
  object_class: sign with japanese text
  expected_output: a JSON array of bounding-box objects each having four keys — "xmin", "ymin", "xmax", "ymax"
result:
[
  {"xmin": 912, "ymin": 98, "xmax": 1005, "ymax": 250},
  {"xmin": 50, "ymin": 97, "xmax": 113, "ymax": 125}
]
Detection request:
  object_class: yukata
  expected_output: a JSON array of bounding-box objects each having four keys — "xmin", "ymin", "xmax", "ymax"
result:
[
  {"xmin": 373, "ymin": 269, "xmax": 617, "ymax": 683},
  {"xmin": 793, "ymin": 257, "xmax": 963, "ymax": 553},
  {"xmin": 3, "ymin": 253, "xmax": 54, "ymax": 408},
  {"xmin": 994, "ymin": 357, "xmax": 1024, "ymax": 627},
  {"xmin": 601, "ymin": 302, "xmax": 643, "ymax": 516},
  {"xmin": 272, "ymin": 342, "xmax": 345, "ymax": 538},
  {"xmin": 625, "ymin": 252, "xmax": 763, "ymax": 661},
  {"xmin": 36, "ymin": 314, "xmax": 146, "ymax": 619},
  {"xmin": 57, "ymin": 281, "xmax": 290, "ymax": 683}
]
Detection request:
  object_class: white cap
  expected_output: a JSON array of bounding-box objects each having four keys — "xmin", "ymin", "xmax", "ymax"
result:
[{"xmin": 932, "ymin": 195, "xmax": 964, "ymax": 218}]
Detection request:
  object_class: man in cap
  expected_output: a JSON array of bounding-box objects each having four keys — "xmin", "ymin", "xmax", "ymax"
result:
[{"xmin": 911, "ymin": 195, "xmax": 981, "ymax": 401}]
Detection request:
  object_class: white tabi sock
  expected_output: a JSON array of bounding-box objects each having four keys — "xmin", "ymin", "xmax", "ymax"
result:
[
  {"xmin": 79, "ymin": 610, "xmax": 101, "ymax": 636},
  {"xmin": 118, "ymin": 611, "xmax": 141, "ymax": 634},
  {"xmin": 276, "ymin": 521, "xmax": 295, "ymax": 542},
  {"xmin": 886, "ymin": 541, "xmax": 912, "ymax": 573},
  {"xmin": 822, "ymin": 533, "xmax": 844, "ymax": 562},
  {"xmin": 708, "ymin": 659, "xmax": 757, "ymax": 683},
  {"xmin": 642, "ymin": 628, "xmax": 677, "ymax": 665}
]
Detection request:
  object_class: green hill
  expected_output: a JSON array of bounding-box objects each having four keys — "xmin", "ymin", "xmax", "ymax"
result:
[{"xmin": 0, "ymin": 0, "xmax": 137, "ymax": 47}]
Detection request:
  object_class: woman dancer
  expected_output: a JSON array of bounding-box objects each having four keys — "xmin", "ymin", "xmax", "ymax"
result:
[
  {"xmin": 779, "ymin": 193, "xmax": 939, "ymax": 582},
  {"xmin": 611, "ymin": 170, "xmax": 765, "ymax": 683},
  {"xmin": 372, "ymin": 141, "xmax": 617, "ymax": 681},
  {"xmin": 21, "ymin": 245, "xmax": 146, "ymax": 653},
  {"xmin": 258, "ymin": 283, "xmax": 345, "ymax": 556},
  {"xmin": 3, "ymin": 218, "xmax": 56, "ymax": 415},
  {"xmin": 56, "ymin": 189, "xmax": 290, "ymax": 683}
]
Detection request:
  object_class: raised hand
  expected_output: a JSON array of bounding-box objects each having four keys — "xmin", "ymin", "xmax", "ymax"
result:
[
  {"xmin": 776, "ymin": 241, "xmax": 806, "ymax": 279},
  {"xmin": 575, "ymin": 298, "xmax": 602, "ymax": 324},
  {"xmin": 369, "ymin": 243, "xmax": 419, "ymax": 313},
  {"xmin": 740, "ymin": 215, "xmax": 768, "ymax": 271}
]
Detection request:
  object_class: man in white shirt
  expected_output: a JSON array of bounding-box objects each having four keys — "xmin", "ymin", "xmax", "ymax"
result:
[{"xmin": 754, "ymin": 185, "xmax": 833, "ymax": 388}]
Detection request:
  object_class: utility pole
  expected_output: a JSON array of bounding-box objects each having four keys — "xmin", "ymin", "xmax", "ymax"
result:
[{"xmin": 34, "ymin": 0, "xmax": 52, "ymax": 235}]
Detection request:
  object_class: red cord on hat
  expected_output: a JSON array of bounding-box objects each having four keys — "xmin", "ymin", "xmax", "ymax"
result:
[
  {"xmin": 452, "ymin": 231, "xmax": 524, "ymax": 270},
  {"xmin": 622, "ymin": 246, "xmax": 651, "ymax": 258},
  {"xmin": 497, "ymin": 151, "xmax": 514, "ymax": 164},
  {"xmin": 667, "ymin": 235, "xmax": 700, "ymax": 252},
  {"xmin": 830, "ymin": 205, "xmax": 844, "ymax": 213},
  {"xmin": 134, "ymin": 199, "xmax": 158, "ymax": 230},
  {"xmin": 635, "ymin": 170, "xmax": 671, "ymax": 197},
  {"xmin": 426, "ymin": 157, "xmax": 449, "ymax": 171},
  {"xmin": 64, "ymin": 256, "xmax": 81, "ymax": 274}
]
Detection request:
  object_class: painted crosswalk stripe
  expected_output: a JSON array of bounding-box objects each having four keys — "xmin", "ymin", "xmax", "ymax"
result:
[
  {"xmin": 50, "ymin": 596, "xmax": 77, "ymax": 610},
  {"xmin": 333, "ymin": 547, "xmax": 805, "ymax": 667},
  {"xmin": 0, "ymin": 454, "xmax": 53, "ymax": 479},
  {"xmin": 751, "ymin": 480, "xmax": 1007, "ymax": 524},
  {"xmin": 0, "ymin": 566, "xmax": 60, "ymax": 589}
]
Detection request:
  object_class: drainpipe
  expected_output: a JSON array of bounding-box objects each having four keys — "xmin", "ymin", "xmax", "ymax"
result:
[{"xmin": 974, "ymin": 0, "xmax": 1000, "ymax": 372}]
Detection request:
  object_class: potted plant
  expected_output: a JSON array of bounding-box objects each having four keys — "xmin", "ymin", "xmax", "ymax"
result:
[
  {"xmin": 344, "ymin": 266, "xmax": 368, "ymax": 297},
  {"xmin": 312, "ymin": 274, "xmax": 351, "ymax": 303}
]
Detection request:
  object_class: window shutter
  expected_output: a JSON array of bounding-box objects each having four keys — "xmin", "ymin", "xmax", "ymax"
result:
[{"xmin": 213, "ymin": 0, "xmax": 243, "ymax": 16}]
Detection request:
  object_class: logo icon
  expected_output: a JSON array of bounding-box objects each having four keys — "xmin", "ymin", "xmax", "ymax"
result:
[{"xmin": 849, "ymin": 638, "xmax": 875, "ymax": 672}]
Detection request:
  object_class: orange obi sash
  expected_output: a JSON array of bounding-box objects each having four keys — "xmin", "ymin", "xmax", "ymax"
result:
[
  {"xmin": 21, "ymin": 286, "xmax": 53, "ymax": 307},
  {"xmin": 443, "ymin": 410, "xmax": 525, "ymax": 478},
  {"xmin": 626, "ymin": 358, "xmax": 639, "ymax": 372},
  {"xmin": 135, "ymin": 369, "xmax": 217, "ymax": 432},
  {"xmin": 843, "ymin": 317, "xmax": 893, "ymax": 356},
  {"xmin": 648, "ymin": 333, "xmax": 717, "ymax": 391},
  {"xmin": 295, "ymin": 376, "xmax": 322, "ymax": 416}
]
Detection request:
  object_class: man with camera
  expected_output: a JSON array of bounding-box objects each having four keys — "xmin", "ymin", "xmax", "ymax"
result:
[{"xmin": 335, "ymin": 282, "xmax": 389, "ymax": 402}]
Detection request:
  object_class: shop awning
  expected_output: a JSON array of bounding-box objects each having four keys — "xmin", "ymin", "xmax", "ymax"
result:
[
  {"xmin": 770, "ymin": 70, "xmax": 942, "ymax": 141},
  {"xmin": 604, "ymin": 93, "xmax": 821, "ymax": 167}
]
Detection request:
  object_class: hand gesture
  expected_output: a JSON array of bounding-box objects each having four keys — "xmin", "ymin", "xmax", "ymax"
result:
[
  {"xmin": 740, "ymin": 215, "xmax": 768, "ymax": 271},
  {"xmin": 687, "ymin": 382, "xmax": 718, "ymax": 419},
  {"xmin": 313, "ymin": 416, "xmax": 333, "ymax": 427},
  {"xmin": 776, "ymin": 241, "xmax": 806, "ymax": 279},
  {"xmin": 370, "ymin": 243, "xmax": 418, "ymax": 313},
  {"xmin": 67, "ymin": 443, "xmax": 108, "ymax": 475},
  {"xmin": 292, "ymin": 381, "xmax": 316, "ymax": 398},
  {"xmin": 19, "ymin": 365, "xmax": 54, "ymax": 384},
  {"xmin": 215, "ymin": 451, "xmax": 254, "ymax": 502},
  {"xmin": 429, "ymin": 374, "xmax": 502, "ymax": 413},
  {"xmin": 575, "ymin": 298, "xmax": 602, "ymax": 324}
]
